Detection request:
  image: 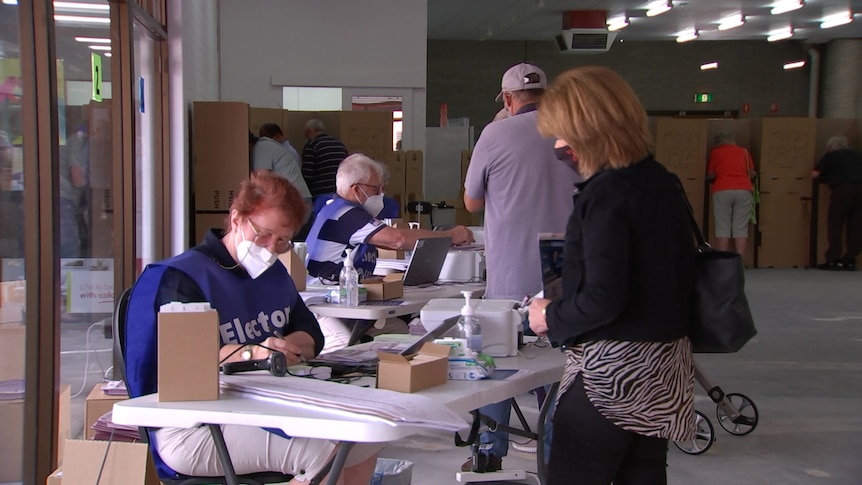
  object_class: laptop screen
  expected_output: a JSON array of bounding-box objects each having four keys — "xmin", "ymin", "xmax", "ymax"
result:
[
  {"xmin": 401, "ymin": 236, "xmax": 453, "ymax": 286},
  {"xmin": 538, "ymin": 234, "xmax": 565, "ymax": 301}
]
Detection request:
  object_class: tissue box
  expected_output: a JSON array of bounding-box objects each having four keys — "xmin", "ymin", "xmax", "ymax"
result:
[
  {"xmin": 362, "ymin": 274, "xmax": 404, "ymax": 300},
  {"xmin": 448, "ymin": 355, "xmax": 495, "ymax": 381},
  {"xmin": 158, "ymin": 302, "xmax": 219, "ymax": 402},
  {"xmin": 278, "ymin": 249, "xmax": 306, "ymax": 291},
  {"xmin": 421, "ymin": 299, "xmax": 520, "ymax": 357},
  {"xmin": 376, "ymin": 343, "xmax": 450, "ymax": 393}
]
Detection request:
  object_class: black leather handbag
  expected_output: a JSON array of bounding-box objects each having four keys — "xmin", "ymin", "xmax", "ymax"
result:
[{"xmin": 679, "ymin": 182, "xmax": 757, "ymax": 353}]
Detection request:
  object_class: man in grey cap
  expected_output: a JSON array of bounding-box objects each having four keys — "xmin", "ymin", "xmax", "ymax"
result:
[{"xmin": 462, "ymin": 63, "xmax": 580, "ymax": 471}]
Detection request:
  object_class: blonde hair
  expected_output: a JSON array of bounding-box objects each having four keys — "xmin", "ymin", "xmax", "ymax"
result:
[{"xmin": 537, "ymin": 66, "xmax": 652, "ymax": 178}]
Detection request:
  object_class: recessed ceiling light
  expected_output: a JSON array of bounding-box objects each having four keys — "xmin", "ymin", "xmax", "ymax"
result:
[
  {"xmin": 607, "ymin": 16, "xmax": 629, "ymax": 31},
  {"xmin": 676, "ymin": 28, "xmax": 698, "ymax": 43},
  {"xmin": 718, "ymin": 13, "xmax": 745, "ymax": 30},
  {"xmin": 55, "ymin": 2, "xmax": 109, "ymax": 11},
  {"xmin": 1, "ymin": 0, "xmax": 17, "ymax": 4},
  {"xmin": 701, "ymin": 62, "xmax": 719, "ymax": 70},
  {"xmin": 54, "ymin": 14, "xmax": 110, "ymax": 24},
  {"xmin": 783, "ymin": 60, "xmax": 806, "ymax": 69},
  {"xmin": 75, "ymin": 36, "xmax": 110, "ymax": 44},
  {"xmin": 89, "ymin": 45, "xmax": 111, "ymax": 51},
  {"xmin": 771, "ymin": 0, "xmax": 804, "ymax": 15},
  {"xmin": 767, "ymin": 27, "xmax": 794, "ymax": 41},
  {"xmin": 646, "ymin": 1, "xmax": 672, "ymax": 17},
  {"xmin": 104, "ymin": 52, "xmax": 112, "ymax": 57},
  {"xmin": 820, "ymin": 12, "xmax": 853, "ymax": 29}
]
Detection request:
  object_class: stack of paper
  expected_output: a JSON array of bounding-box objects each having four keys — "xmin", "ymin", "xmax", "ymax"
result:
[
  {"xmin": 90, "ymin": 411, "xmax": 142, "ymax": 442},
  {"xmin": 0, "ymin": 378, "xmax": 24, "ymax": 401},
  {"xmin": 220, "ymin": 374, "xmax": 467, "ymax": 432},
  {"xmin": 374, "ymin": 259, "xmax": 409, "ymax": 272},
  {"xmin": 101, "ymin": 380, "xmax": 128, "ymax": 396}
]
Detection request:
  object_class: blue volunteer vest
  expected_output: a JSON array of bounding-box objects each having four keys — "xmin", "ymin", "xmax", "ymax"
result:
[{"xmin": 124, "ymin": 249, "xmax": 301, "ymax": 479}]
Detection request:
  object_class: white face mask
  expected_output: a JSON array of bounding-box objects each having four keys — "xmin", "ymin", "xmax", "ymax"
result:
[
  {"xmin": 235, "ymin": 221, "xmax": 278, "ymax": 279},
  {"xmin": 360, "ymin": 187, "xmax": 385, "ymax": 217}
]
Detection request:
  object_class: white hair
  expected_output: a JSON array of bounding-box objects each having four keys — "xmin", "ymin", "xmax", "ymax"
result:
[
  {"xmin": 305, "ymin": 118, "xmax": 325, "ymax": 133},
  {"xmin": 827, "ymin": 135, "xmax": 848, "ymax": 150},
  {"xmin": 335, "ymin": 153, "xmax": 389, "ymax": 196}
]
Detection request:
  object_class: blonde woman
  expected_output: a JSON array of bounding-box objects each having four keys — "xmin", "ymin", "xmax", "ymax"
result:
[{"xmin": 529, "ymin": 66, "xmax": 695, "ymax": 484}]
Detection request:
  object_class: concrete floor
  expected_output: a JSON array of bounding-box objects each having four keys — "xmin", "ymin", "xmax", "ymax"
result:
[{"xmin": 58, "ymin": 268, "xmax": 862, "ymax": 484}]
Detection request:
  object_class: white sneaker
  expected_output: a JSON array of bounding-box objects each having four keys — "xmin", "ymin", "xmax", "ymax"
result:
[{"xmin": 511, "ymin": 439, "xmax": 537, "ymax": 453}]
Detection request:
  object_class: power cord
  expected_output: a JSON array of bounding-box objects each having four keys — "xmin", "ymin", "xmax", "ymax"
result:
[{"xmin": 70, "ymin": 321, "xmax": 111, "ymax": 399}]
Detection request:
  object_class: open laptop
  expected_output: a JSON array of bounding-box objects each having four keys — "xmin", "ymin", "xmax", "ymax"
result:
[
  {"xmin": 538, "ymin": 233, "xmax": 565, "ymax": 301},
  {"xmin": 307, "ymin": 315, "xmax": 461, "ymax": 375},
  {"xmin": 401, "ymin": 236, "xmax": 453, "ymax": 286}
]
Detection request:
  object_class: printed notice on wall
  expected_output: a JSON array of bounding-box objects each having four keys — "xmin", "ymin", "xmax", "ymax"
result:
[{"xmin": 64, "ymin": 259, "xmax": 114, "ymax": 314}]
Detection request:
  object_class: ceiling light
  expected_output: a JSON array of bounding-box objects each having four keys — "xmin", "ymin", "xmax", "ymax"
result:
[
  {"xmin": 75, "ymin": 36, "xmax": 110, "ymax": 43},
  {"xmin": 718, "ymin": 13, "xmax": 745, "ymax": 30},
  {"xmin": 767, "ymin": 27, "xmax": 794, "ymax": 41},
  {"xmin": 88, "ymin": 45, "xmax": 111, "ymax": 51},
  {"xmin": 607, "ymin": 15, "xmax": 629, "ymax": 31},
  {"xmin": 701, "ymin": 62, "xmax": 719, "ymax": 70},
  {"xmin": 54, "ymin": 14, "xmax": 110, "ymax": 24},
  {"xmin": 771, "ymin": 0, "xmax": 804, "ymax": 15},
  {"xmin": 646, "ymin": 1, "xmax": 672, "ymax": 17},
  {"xmin": 104, "ymin": 52, "xmax": 112, "ymax": 57},
  {"xmin": 55, "ymin": 2, "xmax": 109, "ymax": 11},
  {"xmin": 820, "ymin": 12, "xmax": 852, "ymax": 29},
  {"xmin": 783, "ymin": 60, "xmax": 806, "ymax": 69},
  {"xmin": 676, "ymin": 28, "xmax": 698, "ymax": 42},
  {"xmin": 2, "ymin": 0, "xmax": 17, "ymax": 4}
]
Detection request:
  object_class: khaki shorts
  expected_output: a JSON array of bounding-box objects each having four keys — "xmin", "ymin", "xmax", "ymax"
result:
[
  {"xmin": 156, "ymin": 425, "xmax": 381, "ymax": 482},
  {"xmin": 712, "ymin": 190, "xmax": 753, "ymax": 238}
]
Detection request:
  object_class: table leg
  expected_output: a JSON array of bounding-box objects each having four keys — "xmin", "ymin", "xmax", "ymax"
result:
[
  {"xmin": 207, "ymin": 423, "xmax": 240, "ymax": 485},
  {"xmin": 347, "ymin": 319, "xmax": 375, "ymax": 346},
  {"xmin": 325, "ymin": 442, "xmax": 355, "ymax": 485}
]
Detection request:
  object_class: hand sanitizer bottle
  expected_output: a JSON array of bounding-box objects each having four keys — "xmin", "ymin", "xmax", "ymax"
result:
[
  {"xmin": 456, "ymin": 290, "xmax": 482, "ymax": 354},
  {"xmin": 339, "ymin": 248, "xmax": 359, "ymax": 306}
]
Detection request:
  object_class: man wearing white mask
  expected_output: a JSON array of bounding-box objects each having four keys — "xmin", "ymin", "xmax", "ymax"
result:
[{"xmin": 305, "ymin": 153, "xmax": 474, "ymax": 351}]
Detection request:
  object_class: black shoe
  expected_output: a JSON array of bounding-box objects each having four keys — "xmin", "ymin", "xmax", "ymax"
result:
[
  {"xmin": 461, "ymin": 453, "xmax": 502, "ymax": 473},
  {"xmin": 817, "ymin": 261, "xmax": 844, "ymax": 271},
  {"xmin": 842, "ymin": 257, "xmax": 856, "ymax": 272}
]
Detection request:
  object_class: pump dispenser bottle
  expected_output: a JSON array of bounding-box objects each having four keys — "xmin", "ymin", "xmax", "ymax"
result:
[
  {"xmin": 456, "ymin": 290, "xmax": 482, "ymax": 353},
  {"xmin": 339, "ymin": 248, "xmax": 359, "ymax": 306}
]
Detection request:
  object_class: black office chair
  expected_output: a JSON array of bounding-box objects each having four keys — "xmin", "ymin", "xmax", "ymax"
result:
[{"xmin": 112, "ymin": 288, "xmax": 296, "ymax": 485}]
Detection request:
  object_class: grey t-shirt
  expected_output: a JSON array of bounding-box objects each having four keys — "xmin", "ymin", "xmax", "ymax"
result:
[
  {"xmin": 464, "ymin": 109, "xmax": 580, "ymax": 300},
  {"xmin": 252, "ymin": 137, "xmax": 311, "ymax": 200}
]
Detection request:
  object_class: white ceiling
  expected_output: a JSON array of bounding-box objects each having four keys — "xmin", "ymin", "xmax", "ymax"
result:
[{"xmin": 428, "ymin": 0, "xmax": 862, "ymax": 43}]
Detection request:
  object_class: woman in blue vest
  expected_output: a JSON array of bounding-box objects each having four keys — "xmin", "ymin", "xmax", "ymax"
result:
[{"xmin": 124, "ymin": 170, "xmax": 381, "ymax": 484}]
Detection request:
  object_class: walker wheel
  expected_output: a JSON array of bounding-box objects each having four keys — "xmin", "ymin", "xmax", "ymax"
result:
[
  {"xmin": 673, "ymin": 410, "xmax": 714, "ymax": 455},
  {"xmin": 716, "ymin": 393, "xmax": 759, "ymax": 436}
]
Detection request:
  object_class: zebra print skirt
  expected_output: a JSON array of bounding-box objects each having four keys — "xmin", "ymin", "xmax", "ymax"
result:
[{"xmin": 557, "ymin": 337, "xmax": 695, "ymax": 442}]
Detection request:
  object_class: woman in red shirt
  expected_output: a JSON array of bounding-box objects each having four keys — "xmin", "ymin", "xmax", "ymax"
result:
[{"xmin": 707, "ymin": 132, "xmax": 756, "ymax": 256}]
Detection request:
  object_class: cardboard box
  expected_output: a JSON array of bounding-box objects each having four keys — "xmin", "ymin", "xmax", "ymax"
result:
[
  {"xmin": 385, "ymin": 151, "xmax": 407, "ymax": 196},
  {"xmin": 362, "ymin": 273, "xmax": 404, "ymax": 301},
  {"xmin": 58, "ymin": 384, "xmax": 71, "ymax": 462},
  {"xmin": 194, "ymin": 211, "xmax": 230, "ymax": 245},
  {"xmin": 0, "ymin": 278, "xmax": 25, "ymax": 308},
  {"xmin": 376, "ymin": 343, "xmax": 450, "ymax": 393},
  {"xmin": 377, "ymin": 248, "xmax": 406, "ymax": 259},
  {"xmin": 0, "ymin": 398, "xmax": 23, "ymax": 482},
  {"xmin": 278, "ymin": 249, "xmax": 307, "ymax": 292},
  {"xmin": 282, "ymin": 111, "xmax": 394, "ymax": 164},
  {"xmin": 47, "ymin": 467, "xmax": 62, "ymax": 485},
  {"xmin": 84, "ymin": 383, "xmax": 129, "ymax": 439},
  {"xmin": 193, "ymin": 102, "xmax": 250, "ymax": 211},
  {"xmin": 0, "ymin": 323, "xmax": 25, "ymax": 380},
  {"xmin": 757, "ymin": 117, "xmax": 816, "ymax": 180},
  {"xmin": 654, "ymin": 118, "xmax": 708, "ymax": 180},
  {"xmin": 158, "ymin": 302, "xmax": 220, "ymax": 402},
  {"xmin": 756, "ymin": 189, "xmax": 810, "ymax": 268},
  {"xmin": 405, "ymin": 150, "xmax": 424, "ymax": 195},
  {"xmin": 63, "ymin": 439, "xmax": 160, "ymax": 485},
  {"xmin": 249, "ymin": 107, "xmax": 285, "ymax": 138}
]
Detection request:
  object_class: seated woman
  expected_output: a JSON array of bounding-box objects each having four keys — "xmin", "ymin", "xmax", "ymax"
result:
[{"xmin": 123, "ymin": 170, "xmax": 380, "ymax": 485}]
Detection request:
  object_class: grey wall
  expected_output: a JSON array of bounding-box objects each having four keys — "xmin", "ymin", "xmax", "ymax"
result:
[
  {"xmin": 428, "ymin": 39, "xmax": 812, "ymax": 138},
  {"xmin": 820, "ymin": 39, "xmax": 862, "ymax": 120}
]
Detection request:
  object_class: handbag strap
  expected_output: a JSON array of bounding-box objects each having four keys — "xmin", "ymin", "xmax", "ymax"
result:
[{"xmin": 675, "ymin": 176, "xmax": 708, "ymax": 248}]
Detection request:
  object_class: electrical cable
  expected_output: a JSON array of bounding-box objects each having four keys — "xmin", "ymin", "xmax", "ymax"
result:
[{"xmin": 70, "ymin": 322, "xmax": 108, "ymax": 399}]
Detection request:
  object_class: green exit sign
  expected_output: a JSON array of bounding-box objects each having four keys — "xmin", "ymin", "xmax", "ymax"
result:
[{"xmin": 694, "ymin": 93, "xmax": 713, "ymax": 103}]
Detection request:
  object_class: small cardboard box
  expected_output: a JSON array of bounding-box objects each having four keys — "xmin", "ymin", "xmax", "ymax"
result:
[
  {"xmin": 376, "ymin": 343, "xmax": 450, "ymax": 393},
  {"xmin": 278, "ymin": 249, "xmax": 307, "ymax": 292},
  {"xmin": 158, "ymin": 302, "xmax": 220, "ymax": 402},
  {"xmin": 0, "ymin": 398, "xmax": 23, "ymax": 482},
  {"xmin": 362, "ymin": 273, "xmax": 404, "ymax": 301},
  {"xmin": 63, "ymin": 439, "xmax": 160, "ymax": 485},
  {"xmin": 377, "ymin": 248, "xmax": 406, "ymax": 259},
  {"xmin": 58, "ymin": 384, "xmax": 71, "ymax": 462},
  {"xmin": 84, "ymin": 383, "xmax": 128, "ymax": 439},
  {"xmin": 0, "ymin": 323, "xmax": 25, "ymax": 380},
  {"xmin": 47, "ymin": 466, "xmax": 62, "ymax": 485}
]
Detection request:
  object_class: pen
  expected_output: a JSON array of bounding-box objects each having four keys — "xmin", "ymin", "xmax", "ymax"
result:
[{"xmin": 273, "ymin": 330, "xmax": 305, "ymax": 362}]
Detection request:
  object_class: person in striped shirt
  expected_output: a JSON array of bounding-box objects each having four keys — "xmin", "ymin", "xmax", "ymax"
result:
[{"xmin": 302, "ymin": 119, "xmax": 348, "ymax": 203}]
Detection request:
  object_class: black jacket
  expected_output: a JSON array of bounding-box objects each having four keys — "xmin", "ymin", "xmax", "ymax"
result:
[{"xmin": 545, "ymin": 156, "xmax": 696, "ymax": 348}]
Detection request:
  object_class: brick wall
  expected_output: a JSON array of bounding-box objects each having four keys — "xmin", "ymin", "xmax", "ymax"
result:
[{"xmin": 428, "ymin": 39, "xmax": 811, "ymax": 139}]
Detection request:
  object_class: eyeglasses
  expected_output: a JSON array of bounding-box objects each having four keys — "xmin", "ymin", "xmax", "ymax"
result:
[
  {"xmin": 247, "ymin": 218, "xmax": 293, "ymax": 253},
  {"xmin": 354, "ymin": 183, "xmax": 385, "ymax": 195}
]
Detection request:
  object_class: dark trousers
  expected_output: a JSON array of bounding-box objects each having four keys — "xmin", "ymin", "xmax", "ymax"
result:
[
  {"xmin": 548, "ymin": 374, "xmax": 668, "ymax": 485},
  {"xmin": 825, "ymin": 183, "xmax": 862, "ymax": 262}
]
